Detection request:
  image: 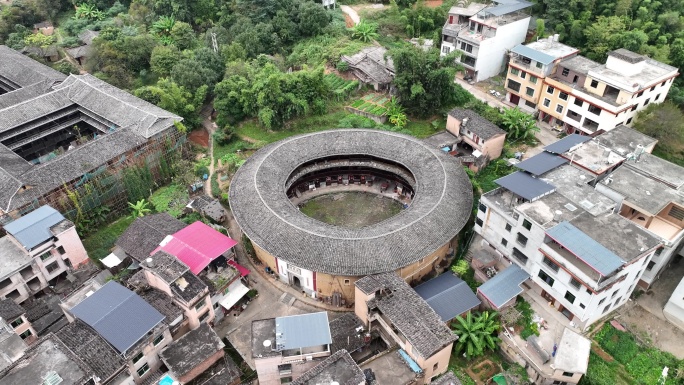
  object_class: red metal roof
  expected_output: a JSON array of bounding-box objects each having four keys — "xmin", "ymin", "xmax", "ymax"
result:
[
  {"xmin": 152, "ymin": 222, "xmax": 237, "ymax": 275},
  {"xmin": 228, "ymin": 260, "xmax": 250, "ymax": 277}
]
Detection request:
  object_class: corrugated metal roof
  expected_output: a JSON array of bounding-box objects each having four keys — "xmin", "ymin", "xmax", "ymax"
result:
[
  {"xmin": 543, "ymin": 134, "xmax": 591, "ymax": 154},
  {"xmin": 153, "ymin": 221, "xmax": 238, "ymax": 275},
  {"xmin": 546, "ymin": 221, "xmax": 624, "ymax": 276},
  {"xmin": 414, "ymin": 273, "xmax": 481, "ymax": 322},
  {"xmin": 3, "ymin": 205, "xmax": 65, "ymax": 249},
  {"xmin": 511, "ymin": 44, "xmax": 556, "ymax": 65},
  {"xmin": 70, "ymin": 281, "xmax": 164, "ymax": 353},
  {"xmin": 484, "ymin": 1, "xmax": 532, "ymax": 16},
  {"xmin": 477, "ymin": 264, "xmax": 530, "ymax": 309},
  {"xmin": 495, "ymin": 171, "xmax": 556, "ymax": 201},
  {"xmin": 515, "ymin": 151, "xmax": 568, "ymax": 176},
  {"xmin": 275, "ymin": 312, "xmax": 332, "ymax": 350}
]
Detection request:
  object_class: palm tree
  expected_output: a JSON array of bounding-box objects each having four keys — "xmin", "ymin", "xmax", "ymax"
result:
[
  {"xmin": 451, "ymin": 311, "xmax": 501, "ymax": 359},
  {"xmin": 350, "ymin": 21, "xmax": 379, "ymax": 42},
  {"xmin": 152, "ymin": 15, "xmax": 176, "ymax": 37},
  {"xmin": 74, "ymin": 3, "xmax": 105, "ymax": 21},
  {"xmin": 128, "ymin": 199, "xmax": 151, "ymax": 218},
  {"xmin": 500, "ymin": 107, "xmax": 540, "ymax": 141}
]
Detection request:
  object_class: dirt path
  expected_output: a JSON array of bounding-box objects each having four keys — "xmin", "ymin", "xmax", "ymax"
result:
[
  {"xmin": 201, "ymin": 105, "xmax": 218, "ymax": 197},
  {"xmin": 341, "ymin": 5, "xmax": 360, "ymax": 25}
]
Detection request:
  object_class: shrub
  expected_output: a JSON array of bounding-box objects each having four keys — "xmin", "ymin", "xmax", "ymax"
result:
[{"xmin": 336, "ymin": 60, "xmax": 350, "ymax": 72}]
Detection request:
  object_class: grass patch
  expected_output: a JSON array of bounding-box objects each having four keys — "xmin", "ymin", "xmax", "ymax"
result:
[
  {"xmin": 236, "ymin": 107, "xmax": 349, "ymax": 144},
  {"xmin": 299, "ymin": 192, "xmax": 403, "ymax": 228},
  {"xmin": 82, "ymin": 216, "xmax": 135, "ymax": 262},
  {"xmin": 213, "ymin": 138, "xmax": 257, "ymax": 167}
]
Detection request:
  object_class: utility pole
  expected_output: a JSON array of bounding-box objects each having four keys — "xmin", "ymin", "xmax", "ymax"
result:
[{"xmin": 211, "ymin": 32, "xmax": 218, "ymax": 53}]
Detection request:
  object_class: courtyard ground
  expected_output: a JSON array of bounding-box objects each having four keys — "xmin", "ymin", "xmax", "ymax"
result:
[{"xmin": 299, "ymin": 191, "xmax": 403, "ymax": 228}]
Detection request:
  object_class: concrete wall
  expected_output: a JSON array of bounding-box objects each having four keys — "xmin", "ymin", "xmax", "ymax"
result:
[
  {"xmin": 54, "ymin": 226, "xmax": 89, "ymax": 268},
  {"xmin": 474, "ymin": 17, "xmax": 530, "ymax": 82},
  {"xmin": 416, "ymin": 344, "xmax": 453, "ymax": 383},
  {"xmin": 177, "ymin": 349, "xmax": 225, "ymax": 383},
  {"xmin": 255, "ymin": 355, "xmax": 321, "ymax": 385},
  {"xmin": 127, "ymin": 327, "xmax": 172, "ymax": 384},
  {"xmin": 664, "ymin": 277, "xmax": 684, "ymax": 331},
  {"xmin": 143, "ymin": 269, "xmax": 213, "ymax": 330}
]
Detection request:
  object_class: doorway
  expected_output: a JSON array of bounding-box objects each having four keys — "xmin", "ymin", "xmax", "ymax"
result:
[
  {"xmin": 292, "ymin": 276, "xmax": 301, "ymax": 289},
  {"xmin": 510, "ymin": 94, "xmax": 520, "ymax": 105}
]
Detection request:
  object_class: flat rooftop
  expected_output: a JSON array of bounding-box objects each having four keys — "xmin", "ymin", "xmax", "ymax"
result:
[
  {"xmin": 541, "ymin": 165, "xmax": 615, "ymax": 216},
  {"xmin": 423, "ymin": 131, "xmax": 459, "ymax": 149},
  {"xmin": 595, "ymin": 125, "xmax": 657, "ymax": 157},
  {"xmin": 517, "ymin": 192, "xmax": 586, "ymax": 229},
  {"xmin": 291, "ymin": 350, "xmax": 364, "ymax": 385},
  {"xmin": 251, "ymin": 318, "xmax": 279, "ymax": 358},
  {"xmin": 625, "ymin": 153, "xmax": 684, "ymax": 189},
  {"xmin": 360, "ymin": 350, "xmax": 418, "ymax": 385},
  {"xmin": 553, "ymin": 328, "xmax": 591, "ymax": 374},
  {"xmin": 600, "ymin": 166, "xmax": 684, "ymax": 215},
  {"xmin": 560, "ymin": 141, "xmax": 625, "ymax": 175},
  {"xmin": 0, "ymin": 236, "xmax": 31, "ymax": 279},
  {"xmin": 160, "ymin": 323, "xmax": 225, "ymax": 378},
  {"xmin": 557, "ymin": 55, "xmax": 600, "ymax": 75},
  {"xmin": 520, "ymin": 39, "xmax": 578, "ymax": 60},
  {"xmin": 448, "ymin": 2, "xmax": 487, "ymax": 16},
  {"xmin": 590, "ymin": 50, "xmax": 678, "ymax": 90}
]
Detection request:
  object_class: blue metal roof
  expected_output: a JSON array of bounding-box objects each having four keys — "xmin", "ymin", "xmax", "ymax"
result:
[
  {"xmin": 71, "ymin": 281, "xmax": 164, "ymax": 353},
  {"xmin": 546, "ymin": 221, "xmax": 624, "ymax": 276},
  {"xmin": 478, "ymin": 264, "xmax": 530, "ymax": 309},
  {"xmin": 511, "ymin": 44, "xmax": 556, "ymax": 65},
  {"xmin": 414, "ymin": 273, "xmax": 481, "ymax": 322},
  {"xmin": 275, "ymin": 312, "xmax": 332, "ymax": 350},
  {"xmin": 4, "ymin": 205, "xmax": 65, "ymax": 250},
  {"xmin": 543, "ymin": 134, "xmax": 591, "ymax": 154},
  {"xmin": 515, "ymin": 151, "xmax": 568, "ymax": 176},
  {"xmin": 484, "ymin": 0, "xmax": 532, "ymax": 16},
  {"xmin": 398, "ymin": 349, "xmax": 423, "ymax": 373},
  {"xmin": 495, "ymin": 171, "xmax": 556, "ymax": 201}
]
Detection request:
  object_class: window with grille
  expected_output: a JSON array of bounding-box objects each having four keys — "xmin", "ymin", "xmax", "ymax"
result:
[
  {"xmin": 561, "ymin": 68, "xmax": 569, "ymax": 76},
  {"xmin": 505, "ymin": 223, "xmax": 512, "ymax": 232},
  {"xmin": 475, "ymin": 218, "xmax": 483, "ymax": 227},
  {"xmin": 512, "ymin": 248, "xmax": 528, "ymax": 264},
  {"xmin": 559, "ymin": 92, "xmax": 568, "ymax": 100},
  {"xmin": 590, "ymin": 80, "xmax": 599, "ymax": 88},
  {"xmin": 547, "ymin": 86, "xmax": 554, "ymax": 94},
  {"xmin": 501, "ymin": 238, "xmax": 508, "ymax": 247},
  {"xmin": 522, "ymin": 219, "xmax": 532, "ymax": 230},
  {"xmin": 516, "ymin": 233, "xmax": 527, "ymax": 246},
  {"xmin": 668, "ymin": 205, "xmax": 684, "ymax": 221},
  {"xmin": 569, "ymin": 277, "xmax": 581, "ymax": 289},
  {"xmin": 543, "ymin": 256, "xmax": 559, "ymax": 272},
  {"xmin": 136, "ymin": 363, "xmax": 149, "ymax": 377},
  {"xmin": 543, "ymin": 98, "xmax": 551, "ymax": 107},
  {"xmin": 153, "ymin": 334, "xmax": 164, "ymax": 346}
]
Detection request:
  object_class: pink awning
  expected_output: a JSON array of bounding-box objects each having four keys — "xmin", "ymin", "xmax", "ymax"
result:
[
  {"xmin": 151, "ymin": 221, "xmax": 238, "ymax": 275},
  {"xmin": 228, "ymin": 260, "xmax": 250, "ymax": 277}
]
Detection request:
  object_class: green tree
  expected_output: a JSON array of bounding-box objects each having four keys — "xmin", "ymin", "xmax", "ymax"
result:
[
  {"xmin": 150, "ymin": 45, "xmax": 180, "ymax": 77},
  {"xmin": 535, "ymin": 19, "xmax": 546, "ymax": 39},
  {"xmin": 74, "ymin": 3, "xmax": 105, "ymax": 20},
  {"xmin": 500, "ymin": 107, "xmax": 540, "ymax": 141},
  {"xmin": 349, "ymin": 21, "xmax": 379, "ymax": 43},
  {"xmin": 391, "ymin": 46, "xmax": 461, "ymax": 117},
  {"xmin": 128, "ymin": 199, "xmax": 152, "ymax": 218},
  {"xmin": 451, "ymin": 311, "xmax": 501, "ymax": 359},
  {"xmin": 152, "ymin": 15, "xmax": 176, "ymax": 38},
  {"xmin": 134, "ymin": 78, "xmax": 206, "ymax": 128},
  {"xmin": 633, "ymin": 102, "xmax": 684, "ymax": 156},
  {"xmin": 170, "ymin": 21, "xmax": 195, "ymax": 50},
  {"xmin": 387, "ymin": 97, "xmax": 408, "ymax": 128},
  {"xmin": 451, "ymin": 259, "xmax": 469, "ymax": 277},
  {"xmin": 24, "ymin": 32, "xmax": 54, "ymax": 55}
]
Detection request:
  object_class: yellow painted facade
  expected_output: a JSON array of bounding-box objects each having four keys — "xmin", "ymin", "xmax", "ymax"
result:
[
  {"xmin": 506, "ymin": 65, "xmax": 545, "ymax": 105},
  {"xmin": 538, "ymin": 78, "xmax": 573, "ymax": 120}
]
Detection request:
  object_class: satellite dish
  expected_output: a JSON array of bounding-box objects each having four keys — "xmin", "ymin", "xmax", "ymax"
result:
[{"xmin": 263, "ymin": 340, "xmax": 272, "ymax": 347}]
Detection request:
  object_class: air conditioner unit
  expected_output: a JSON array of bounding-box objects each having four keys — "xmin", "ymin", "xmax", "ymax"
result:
[{"xmin": 306, "ymin": 356, "xmax": 313, "ymax": 361}]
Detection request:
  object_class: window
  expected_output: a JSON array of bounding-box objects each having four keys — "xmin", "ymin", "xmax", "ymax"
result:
[
  {"xmin": 278, "ymin": 364, "xmax": 293, "ymax": 375},
  {"xmin": 543, "ymin": 98, "xmax": 551, "ymax": 107},
  {"xmin": 10, "ymin": 317, "xmax": 23, "ymax": 328},
  {"xmin": 564, "ymin": 291, "xmax": 576, "ymax": 304},
  {"xmin": 195, "ymin": 300, "xmax": 205, "ymax": 311},
  {"xmin": 507, "ymin": 79, "xmax": 521, "ymax": 92},
  {"xmin": 580, "ymin": 303, "xmax": 586, "ymax": 309},
  {"xmin": 344, "ymin": 279, "xmax": 350, "ymax": 285},
  {"xmin": 569, "ymin": 277, "xmax": 581, "ymax": 289},
  {"xmin": 543, "ymin": 256, "xmax": 559, "ymax": 272},
  {"xmin": 559, "ymin": 92, "xmax": 568, "ymax": 100},
  {"xmin": 611, "ymin": 290, "xmax": 618, "ymax": 298},
  {"xmin": 45, "ymin": 261, "xmax": 59, "ymax": 274},
  {"xmin": 475, "ymin": 218, "xmax": 483, "ymax": 227},
  {"xmin": 57, "ymin": 246, "xmax": 65, "ymax": 254},
  {"xmin": 588, "ymin": 105, "xmax": 601, "ymax": 115},
  {"xmin": 574, "ymin": 99, "xmax": 583, "ymax": 107},
  {"xmin": 644, "ymin": 98, "xmax": 650, "ymax": 106},
  {"xmin": 524, "ymin": 100, "xmax": 536, "ymax": 108},
  {"xmin": 525, "ymin": 87, "xmax": 534, "ymax": 97},
  {"xmin": 479, "ymin": 203, "xmax": 487, "ymax": 212},
  {"xmin": 655, "ymin": 94, "xmax": 661, "ymax": 101},
  {"xmin": 132, "ymin": 352, "xmax": 144, "ymax": 364},
  {"xmin": 627, "ymin": 117, "xmax": 633, "ymax": 124},
  {"xmin": 501, "ymin": 238, "xmax": 508, "ymax": 247},
  {"xmin": 512, "ymin": 248, "xmax": 528, "ymax": 264},
  {"xmin": 538, "ymin": 270, "xmax": 555, "ymax": 286},
  {"xmin": 637, "ymin": 91, "xmax": 644, "ymax": 97},
  {"xmin": 561, "ymin": 67, "xmax": 569, "ymax": 76},
  {"xmin": 516, "ymin": 233, "xmax": 528, "ymax": 246},
  {"xmin": 562, "ymin": 372, "xmax": 574, "ymax": 377},
  {"xmin": 280, "ymin": 378, "xmax": 293, "ymax": 384},
  {"xmin": 546, "ymin": 85, "xmax": 555, "ymax": 94},
  {"xmin": 598, "ymin": 298, "xmax": 606, "ymax": 305},
  {"xmin": 590, "ymin": 80, "xmax": 599, "ymax": 88},
  {"xmin": 433, "ymin": 362, "xmax": 439, "ymax": 371},
  {"xmin": 556, "ymin": 105, "xmax": 564, "ymax": 113},
  {"xmin": 511, "ymin": 68, "xmax": 520, "ymax": 76},
  {"xmin": 199, "ymin": 311, "xmax": 210, "ymax": 323},
  {"xmin": 661, "ymin": 81, "xmax": 666, "ymax": 87},
  {"xmin": 646, "ymin": 261, "xmax": 656, "ymax": 271},
  {"xmin": 522, "ymin": 219, "xmax": 532, "ymax": 230},
  {"xmin": 442, "ymin": 46, "xmax": 451, "ymax": 54},
  {"xmin": 39, "ymin": 251, "xmax": 52, "ymax": 261},
  {"xmin": 520, "ymin": 72, "xmax": 527, "ymax": 79},
  {"xmin": 536, "ymin": 62, "xmax": 543, "ymax": 69},
  {"xmin": 153, "ymin": 334, "xmax": 164, "ymax": 346},
  {"xmin": 136, "ymin": 363, "xmax": 150, "ymax": 377},
  {"xmin": 19, "ymin": 330, "xmax": 31, "ymax": 339},
  {"xmin": 460, "ymin": 42, "xmax": 473, "ymax": 53},
  {"xmin": 615, "ymin": 296, "xmax": 622, "ymax": 304},
  {"xmin": 631, "ymin": 104, "xmax": 638, "ymax": 111},
  {"xmin": 530, "ymin": 75, "xmax": 538, "ymax": 84},
  {"xmin": 650, "ymin": 86, "xmax": 655, "ymax": 91},
  {"xmin": 655, "ymin": 248, "xmax": 663, "ymax": 256},
  {"xmin": 602, "ymin": 304, "xmax": 611, "ymax": 314},
  {"xmin": 505, "ymin": 223, "xmax": 512, "ymax": 232}
]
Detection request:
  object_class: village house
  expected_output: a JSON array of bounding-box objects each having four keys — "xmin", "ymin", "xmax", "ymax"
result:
[
  {"xmin": 414, "ymin": 272, "xmax": 481, "ymax": 323},
  {"xmin": 0, "ymin": 317, "xmax": 28, "ymax": 371},
  {"xmin": 443, "ymin": 108, "xmax": 507, "ymax": 171},
  {"xmin": 66, "ymin": 30, "xmax": 100, "ymax": 66},
  {"xmin": 341, "ymin": 47, "xmax": 395, "ymax": 91},
  {"xmin": 0, "ymin": 299, "xmax": 35, "ymax": 343},
  {"xmin": 354, "ymin": 273, "xmax": 457, "ymax": 383},
  {"xmin": 0, "ymin": 205, "xmax": 89, "ymax": 305},
  {"xmin": 440, "ymin": 0, "xmax": 532, "ymax": 82}
]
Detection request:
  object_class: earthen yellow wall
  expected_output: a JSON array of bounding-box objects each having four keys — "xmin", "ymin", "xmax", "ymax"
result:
[{"xmin": 251, "ymin": 237, "xmax": 453, "ymax": 305}]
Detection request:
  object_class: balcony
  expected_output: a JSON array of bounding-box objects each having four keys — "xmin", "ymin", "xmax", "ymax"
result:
[
  {"xmin": 507, "ymin": 79, "xmax": 521, "ymax": 93},
  {"xmin": 511, "ymin": 56, "xmax": 545, "ymax": 76},
  {"xmin": 19, "ymin": 266, "xmax": 35, "ymax": 280},
  {"xmin": 566, "ymin": 110, "xmax": 581, "ymax": 122},
  {"xmin": 442, "ymin": 22, "xmax": 467, "ymax": 38},
  {"xmin": 582, "ymin": 118, "xmax": 599, "ymax": 133}
]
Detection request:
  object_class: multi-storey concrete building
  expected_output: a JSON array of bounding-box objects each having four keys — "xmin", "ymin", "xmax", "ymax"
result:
[
  {"xmin": 0, "ymin": 205, "xmax": 89, "ymax": 304},
  {"xmin": 474, "ymin": 132, "xmax": 664, "ymax": 330},
  {"xmin": 440, "ymin": 0, "xmax": 532, "ymax": 82},
  {"xmin": 505, "ymin": 38, "xmax": 578, "ymax": 112},
  {"xmin": 505, "ymin": 44, "xmax": 679, "ymax": 134}
]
